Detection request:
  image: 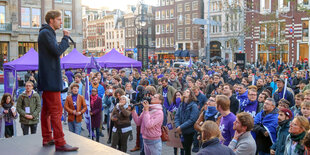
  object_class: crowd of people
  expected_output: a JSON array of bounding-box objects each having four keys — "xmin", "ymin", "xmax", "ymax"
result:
[{"xmin": 3, "ymin": 61, "xmax": 310, "ymax": 155}]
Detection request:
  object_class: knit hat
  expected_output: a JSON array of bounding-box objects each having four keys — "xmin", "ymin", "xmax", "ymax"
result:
[
  {"xmin": 170, "ymin": 72, "xmax": 177, "ymax": 76},
  {"xmin": 279, "ymin": 108, "xmax": 293, "ymax": 119}
]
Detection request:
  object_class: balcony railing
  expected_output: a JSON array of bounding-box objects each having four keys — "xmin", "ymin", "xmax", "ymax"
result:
[{"xmin": 0, "ymin": 23, "xmax": 12, "ymax": 32}]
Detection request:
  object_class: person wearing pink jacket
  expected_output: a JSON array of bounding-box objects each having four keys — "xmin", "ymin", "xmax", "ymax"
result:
[{"xmin": 132, "ymin": 94, "xmax": 164, "ymax": 155}]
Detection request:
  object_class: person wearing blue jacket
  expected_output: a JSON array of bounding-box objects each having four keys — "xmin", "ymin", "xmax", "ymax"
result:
[
  {"xmin": 270, "ymin": 108, "xmax": 292, "ymax": 155},
  {"xmin": 89, "ymin": 77, "xmax": 105, "ymax": 98},
  {"xmin": 253, "ymin": 98, "xmax": 279, "ymax": 155},
  {"xmin": 175, "ymin": 89, "xmax": 199, "ymax": 155}
]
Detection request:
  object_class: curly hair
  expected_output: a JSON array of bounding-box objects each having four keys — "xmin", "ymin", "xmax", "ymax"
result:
[{"xmin": 1, "ymin": 93, "xmax": 14, "ymax": 107}]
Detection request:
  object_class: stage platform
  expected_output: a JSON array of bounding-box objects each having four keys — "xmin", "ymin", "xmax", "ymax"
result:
[{"xmin": 0, "ymin": 129, "xmax": 128, "ymax": 155}]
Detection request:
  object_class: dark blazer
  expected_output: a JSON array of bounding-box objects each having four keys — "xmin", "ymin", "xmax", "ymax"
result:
[
  {"xmin": 90, "ymin": 97, "xmax": 102, "ymax": 128},
  {"xmin": 38, "ymin": 24, "xmax": 70, "ymax": 91}
]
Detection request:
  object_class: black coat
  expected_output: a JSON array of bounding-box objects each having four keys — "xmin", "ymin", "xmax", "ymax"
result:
[{"xmin": 38, "ymin": 24, "xmax": 70, "ymax": 91}]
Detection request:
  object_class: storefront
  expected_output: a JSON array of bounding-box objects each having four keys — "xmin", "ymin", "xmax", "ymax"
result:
[
  {"xmin": 257, "ymin": 44, "xmax": 288, "ymax": 64},
  {"xmin": 18, "ymin": 42, "xmax": 38, "ymax": 57},
  {"xmin": 0, "ymin": 42, "xmax": 8, "ymax": 69}
]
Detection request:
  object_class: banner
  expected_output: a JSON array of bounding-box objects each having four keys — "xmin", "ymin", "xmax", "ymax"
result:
[
  {"xmin": 84, "ymin": 76, "xmax": 94, "ymax": 138},
  {"xmin": 166, "ymin": 111, "xmax": 183, "ymax": 148}
]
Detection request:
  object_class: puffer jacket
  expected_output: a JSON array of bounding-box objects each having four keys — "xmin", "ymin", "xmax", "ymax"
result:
[{"xmin": 175, "ymin": 101, "xmax": 199, "ymax": 134}]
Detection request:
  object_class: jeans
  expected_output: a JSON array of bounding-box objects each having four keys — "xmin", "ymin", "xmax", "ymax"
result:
[
  {"xmin": 140, "ymin": 134, "xmax": 145, "ymax": 155},
  {"xmin": 192, "ymin": 131, "xmax": 199, "ymax": 149},
  {"xmin": 258, "ymin": 151, "xmax": 270, "ymax": 155},
  {"xmin": 68, "ymin": 120, "xmax": 82, "ymax": 135},
  {"xmin": 181, "ymin": 133, "xmax": 194, "ymax": 155},
  {"xmin": 92, "ymin": 127, "xmax": 100, "ymax": 142},
  {"xmin": 21, "ymin": 123, "xmax": 37, "ymax": 135},
  {"xmin": 143, "ymin": 138, "xmax": 162, "ymax": 155},
  {"xmin": 174, "ymin": 147, "xmax": 184, "ymax": 155}
]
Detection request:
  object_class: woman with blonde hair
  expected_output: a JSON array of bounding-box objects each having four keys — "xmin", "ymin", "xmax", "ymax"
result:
[
  {"xmin": 197, "ymin": 121, "xmax": 234, "ymax": 155},
  {"xmin": 284, "ymin": 116, "xmax": 309, "ymax": 155}
]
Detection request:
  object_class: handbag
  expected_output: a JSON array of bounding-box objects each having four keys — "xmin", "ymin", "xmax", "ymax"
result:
[{"xmin": 161, "ymin": 126, "xmax": 169, "ymax": 142}]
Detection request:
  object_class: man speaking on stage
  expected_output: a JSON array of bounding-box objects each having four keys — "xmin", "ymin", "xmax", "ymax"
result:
[{"xmin": 38, "ymin": 10, "xmax": 78, "ymax": 152}]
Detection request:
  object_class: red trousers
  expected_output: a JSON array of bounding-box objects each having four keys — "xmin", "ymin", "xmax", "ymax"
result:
[{"xmin": 41, "ymin": 91, "xmax": 66, "ymax": 147}]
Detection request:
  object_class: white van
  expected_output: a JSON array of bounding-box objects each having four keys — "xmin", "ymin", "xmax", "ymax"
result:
[{"xmin": 173, "ymin": 62, "xmax": 197, "ymax": 68}]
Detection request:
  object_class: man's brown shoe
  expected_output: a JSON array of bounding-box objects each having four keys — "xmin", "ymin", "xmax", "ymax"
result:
[
  {"xmin": 43, "ymin": 140, "xmax": 55, "ymax": 147},
  {"xmin": 130, "ymin": 146, "xmax": 140, "ymax": 152},
  {"xmin": 56, "ymin": 144, "xmax": 79, "ymax": 152}
]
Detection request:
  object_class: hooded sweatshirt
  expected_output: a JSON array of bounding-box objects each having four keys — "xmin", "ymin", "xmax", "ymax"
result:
[{"xmin": 132, "ymin": 104, "xmax": 164, "ymax": 140}]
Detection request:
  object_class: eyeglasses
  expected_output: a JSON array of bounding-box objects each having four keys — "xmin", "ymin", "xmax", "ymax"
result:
[
  {"xmin": 208, "ymin": 99, "xmax": 215, "ymax": 102},
  {"xmin": 248, "ymin": 94, "xmax": 257, "ymax": 96}
]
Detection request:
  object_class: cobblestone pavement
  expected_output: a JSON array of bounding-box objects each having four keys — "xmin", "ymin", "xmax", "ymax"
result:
[{"xmin": 15, "ymin": 120, "xmax": 198, "ymax": 155}]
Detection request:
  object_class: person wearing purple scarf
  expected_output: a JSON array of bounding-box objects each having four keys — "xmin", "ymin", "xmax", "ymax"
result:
[
  {"xmin": 157, "ymin": 77, "xmax": 176, "ymax": 111},
  {"xmin": 240, "ymin": 89, "xmax": 259, "ymax": 118}
]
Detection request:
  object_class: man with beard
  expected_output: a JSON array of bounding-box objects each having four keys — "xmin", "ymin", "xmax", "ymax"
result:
[
  {"xmin": 228, "ymin": 112, "xmax": 256, "ymax": 155},
  {"xmin": 292, "ymin": 71, "xmax": 303, "ymax": 90},
  {"xmin": 168, "ymin": 72, "xmax": 182, "ymax": 90},
  {"xmin": 270, "ymin": 108, "xmax": 292, "ymax": 155},
  {"xmin": 157, "ymin": 77, "xmax": 176, "ymax": 110},
  {"xmin": 206, "ymin": 74, "xmax": 222, "ymax": 98},
  {"xmin": 227, "ymin": 71, "xmax": 240, "ymax": 86},
  {"xmin": 256, "ymin": 79, "xmax": 265, "ymax": 97},
  {"xmin": 223, "ymin": 83, "xmax": 239, "ymax": 115},
  {"xmin": 253, "ymin": 98, "xmax": 278, "ymax": 155}
]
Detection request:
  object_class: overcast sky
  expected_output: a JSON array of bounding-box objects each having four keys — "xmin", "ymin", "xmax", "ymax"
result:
[{"xmin": 82, "ymin": 0, "xmax": 158, "ymax": 11}]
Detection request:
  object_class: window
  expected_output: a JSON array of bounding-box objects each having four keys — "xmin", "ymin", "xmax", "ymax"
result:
[
  {"xmin": 192, "ymin": 27, "xmax": 198, "ymax": 39},
  {"xmin": 185, "ymin": 14, "xmax": 190, "ymax": 25},
  {"xmin": 170, "ymin": 9, "xmax": 174, "ymax": 18},
  {"xmin": 32, "ymin": 8, "xmax": 40, "ymax": 28},
  {"xmin": 178, "ymin": 15, "xmax": 183, "ymax": 25},
  {"xmin": 0, "ymin": 6, "xmax": 5, "ymax": 24},
  {"xmin": 177, "ymin": 4, "xmax": 183, "ymax": 12},
  {"xmin": 64, "ymin": 0, "xmax": 72, "ymax": 3},
  {"xmin": 166, "ymin": 38, "xmax": 170, "ymax": 47},
  {"xmin": 192, "ymin": 13, "xmax": 199, "ymax": 19},
  {"xmin": 162, "ymin": 24, "xmax": 165, "ymax": 33},
  {"xmin": 170, "ymin": 0, "xmax": 174, "ymax": 5},
  {"xmin": 302, "ymin": 21, "xmax": 309, "ymax": 42},
  {"xmin": 162, "ymin": 10, "xmax": 166, "ymax": 19},
  {"xmin": 64, "ymin": 10, "xmax": 72, "ymax": 29},
  {"xmin": 55, "ymin": 0, "xmax": 62, "ymax": 2},
  {"xmin": 192, "ymin": 1, "xmax": 199, "ymax": 10},
  {"xmin": 261, "ymin": 0, "xmax": 271, "ymax": 12},
  {"xmin": 166, "ymin": 0, "xmax": 170, "ymax": 5},
  {"xmin": 185, "ymin": 2, "xmax": 191, "ymax": 11},
  {"xmin": 178, "ymin": 28, "xmax": 183, "ymax": 40},
  {"xmin": 156, "ymin": 25, "xmax": 160, "ymax": 34},
  {"xmin": 280, "ymin": 22, "xmax": 285, "ymax": 42},
  {"xmin": 21, "ymin": 8, "xmax": 30, "ymax": 27},
  {"xmin": 185, "ymin": 27, "xmax": 191, "ymax": 39},
  {"xmin": 170, "ymin": 37, "xmax": 174, "ymax": 47},
  {"xmin": 165, "ymin": 10, "xmax": 169, "ymax": 19},
  {"xmin": 170, "ymin": 23, "xmax": 174, "ymax": 33},
  {"xmin": 156, "ymin": 38, "xmax": 160, "ymax": 47},
  {"xmin": 162, "ymin": 38, "xmax": 165, "ymax": 47},
  {"xmin": 156, "ymin": 11, "xmax": 160, "ymax": 20},
  {"xmin": 166, "ymin": 24, "xmax": 170, "ymax": 33},
  {"xmin": 162, "ymin": 0, "xmax": 166, "ymax": 6}
]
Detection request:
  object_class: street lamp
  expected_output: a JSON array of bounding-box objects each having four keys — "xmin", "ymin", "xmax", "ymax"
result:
[{"xmin": 134, "ymin": 3, "xmax": 150, "ymax": 70}]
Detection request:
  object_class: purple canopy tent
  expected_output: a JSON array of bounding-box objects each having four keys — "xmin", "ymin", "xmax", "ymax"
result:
[
  {"xmin": 61, "ymin": 48, "xmax": 91, "ymax": 69},
  {"xmin": 3, "ymin": 48, "xmax": 38, "ymax": 94},
  {"xmin": 97, "ymin": 49, "xmax": 142, "ymax": 69}
]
